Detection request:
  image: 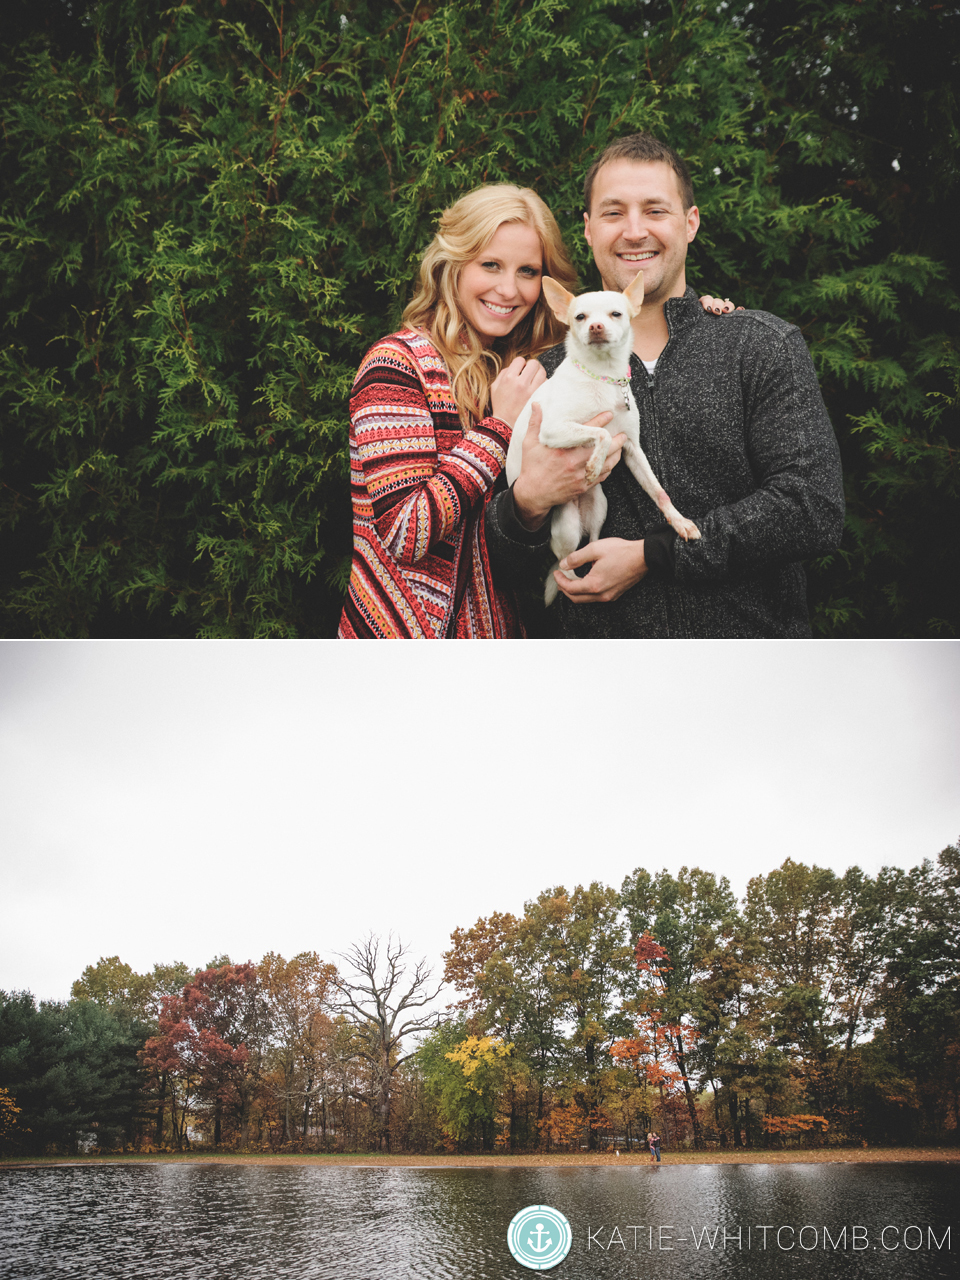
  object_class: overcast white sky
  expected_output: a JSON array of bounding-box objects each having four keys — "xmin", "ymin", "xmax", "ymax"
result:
[{"xmin": 1, "ymin": 640, "xmax": 957, "ymax": 1004}]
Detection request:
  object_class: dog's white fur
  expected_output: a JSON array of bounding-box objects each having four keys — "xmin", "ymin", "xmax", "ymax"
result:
[{"xmin": 505, "ymin": 274, "xmax": 701, "ymax": 604}]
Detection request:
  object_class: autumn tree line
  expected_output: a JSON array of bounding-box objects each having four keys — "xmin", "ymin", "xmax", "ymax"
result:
[{"xmin": 1, "ymin": 845, "xmax": 957, "ymax": 1157}]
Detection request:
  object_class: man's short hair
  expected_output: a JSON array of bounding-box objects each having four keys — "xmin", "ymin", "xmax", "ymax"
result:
[{"xmin": 583, "ymin": 133, "xmax": 695, "ymax": 213}]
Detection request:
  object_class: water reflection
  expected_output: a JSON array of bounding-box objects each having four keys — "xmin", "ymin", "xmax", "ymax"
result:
[{"xmin": 0, "ymin": 1162, "xmax": 956, "ymax": 1279}]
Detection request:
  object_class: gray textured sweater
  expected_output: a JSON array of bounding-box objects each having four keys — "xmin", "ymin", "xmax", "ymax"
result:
[{"xmin": 485, "ymin": 288, "xmax": 845, "ymax": 638}]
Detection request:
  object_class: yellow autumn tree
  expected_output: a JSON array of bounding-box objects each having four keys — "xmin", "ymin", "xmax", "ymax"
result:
[
  {"xmin": 0, "ymin": 1087, "xmax": 25, "ymax": 1152},
  {"xmin": 418, "ymin": 1025, "xmax": 514, "ymax": 1150},
  {"xmin": 445, "ymin": 1036, "xmax": 513, "ymax": 1092}
]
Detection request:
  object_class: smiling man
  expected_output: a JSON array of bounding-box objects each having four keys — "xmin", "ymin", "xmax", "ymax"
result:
[{"xmin": 486, "ymin": 133, "xmax": 845, "ymax": 638}]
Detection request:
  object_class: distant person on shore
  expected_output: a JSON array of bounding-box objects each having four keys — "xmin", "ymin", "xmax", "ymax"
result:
[{"xmin": 653, "ymin": 1131, "xmax": 661, "ymax": 1163}]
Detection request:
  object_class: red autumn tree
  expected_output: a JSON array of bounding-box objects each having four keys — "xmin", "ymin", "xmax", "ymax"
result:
[{"xmin": 144, "ymin": 961, "xmax": 267, "ymax": 1148}]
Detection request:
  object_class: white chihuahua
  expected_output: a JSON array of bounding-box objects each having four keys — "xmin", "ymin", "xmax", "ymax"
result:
[{"xmin": 505, "ymin": 273, "xmax": 700, "ymax": 604}]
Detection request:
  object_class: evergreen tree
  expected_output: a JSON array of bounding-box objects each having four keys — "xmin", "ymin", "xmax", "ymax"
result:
[{"xmin": 0, "ymin": 991, "xmax": 149, "ymax": 1153}]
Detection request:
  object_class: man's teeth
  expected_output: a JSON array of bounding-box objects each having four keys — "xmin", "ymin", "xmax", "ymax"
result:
[
  {"xmin": 483, "ymin": 301, "xmax": 515, "ymax": 315},
  {"xmin": 620, "ymin": 252, "xmax": 657, "ymax": 261}
]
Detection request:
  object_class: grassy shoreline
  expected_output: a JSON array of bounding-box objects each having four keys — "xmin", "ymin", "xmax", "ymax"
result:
[{"xmin": 3, "ymin": 1147, "xmax": 958, "ymax": 1170}]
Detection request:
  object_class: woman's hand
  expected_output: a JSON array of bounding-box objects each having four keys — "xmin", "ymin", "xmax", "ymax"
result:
[
  {"xmin": 699, "ymin": 295, "xmax": 742, "ymax": 314},
  {"xmin": 490, "ymin": 356, "xmax": 547, "ymax": 427}
]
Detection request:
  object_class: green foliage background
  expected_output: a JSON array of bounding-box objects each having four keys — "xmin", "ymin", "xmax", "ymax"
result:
[{"xmin": 2, "ymin": 0, "xmax": 957, "ymax": 636}]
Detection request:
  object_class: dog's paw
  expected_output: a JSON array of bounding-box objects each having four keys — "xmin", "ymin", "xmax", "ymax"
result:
[
  {"xmin": 585, "ymin": 450, "xmax": 607, "ymax": 485},
  {"xmin": 658, "ymin": 494, "xmax": 701, "ymax": 542},
  {"xmin": 543, "ymin": 561, "xmax": 576, "ymax": 605},
  {"xmin": 584, "ymin": 434, "xmax": 611, "ymax": 485},
  {"xmin": 673, "ymin": 517, "xmax": 701, "ymax": 541}
]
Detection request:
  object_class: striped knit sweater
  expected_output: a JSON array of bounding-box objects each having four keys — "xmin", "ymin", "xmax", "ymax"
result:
[{"xmin": 338, "ymin": 329, "xmax": 522, "ymax": 638}]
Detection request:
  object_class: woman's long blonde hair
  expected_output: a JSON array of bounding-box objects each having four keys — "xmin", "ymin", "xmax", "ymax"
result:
[{"xmin": 402, "ymin": 184, "xmax": 578, "ymax": 426}]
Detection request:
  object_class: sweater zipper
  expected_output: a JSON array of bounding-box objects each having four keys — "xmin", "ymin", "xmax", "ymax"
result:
[
  {"xmin": 641, "ymin": 368, "xmax": 665, "ymax": 489},
  {"xmin": 642, "ymin": 326, "xmax": 690, "ymax": 637}
]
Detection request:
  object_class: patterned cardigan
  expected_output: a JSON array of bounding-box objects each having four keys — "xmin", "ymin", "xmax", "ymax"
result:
[{"xmin": 338, "ymin": 329, "xmax": 522, "ymax": 638}]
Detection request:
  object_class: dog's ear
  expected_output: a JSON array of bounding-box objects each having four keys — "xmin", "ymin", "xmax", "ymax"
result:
[
  {"xmin": 622, "ymin": 270, "xmax": 645, "ymax": 315},
  {"xmin": 541, "ymin": 277, "xmax": 575, "ymax": 324}
]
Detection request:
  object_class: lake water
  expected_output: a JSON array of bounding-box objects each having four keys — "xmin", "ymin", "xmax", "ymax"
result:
[{"xmin": 0, "ymin": 1162, "xmax": 956, "ymax": 1279}]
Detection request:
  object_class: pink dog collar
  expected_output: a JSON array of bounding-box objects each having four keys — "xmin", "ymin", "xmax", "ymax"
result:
[{"xmin": 570, "ymin": 358, "xmax": 632, "ymax": 408}]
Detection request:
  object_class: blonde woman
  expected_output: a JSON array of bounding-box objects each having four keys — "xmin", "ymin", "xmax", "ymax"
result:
[{"xmin": 338, "ymin": 184, "xmax": 734, "ymax": 638}]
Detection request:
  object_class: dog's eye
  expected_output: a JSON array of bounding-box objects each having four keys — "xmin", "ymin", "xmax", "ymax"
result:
[
  {"xmin": 575, "ymin": 313, "xmax": 586, "ymax": 322},
  {"xmin": 610, "ymin": 310, "xmax": 622, "ymax": 318}
]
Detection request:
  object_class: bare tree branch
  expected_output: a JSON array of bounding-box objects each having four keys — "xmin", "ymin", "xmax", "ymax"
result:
[{"xmin": 335, "ymin": 934, "xmax": 443, "ymax": 1150}]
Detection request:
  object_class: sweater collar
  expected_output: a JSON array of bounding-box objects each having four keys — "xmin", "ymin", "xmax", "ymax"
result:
[{"xmin": 663, "ymin": 286, "xmax": 704, "ymax": 337}]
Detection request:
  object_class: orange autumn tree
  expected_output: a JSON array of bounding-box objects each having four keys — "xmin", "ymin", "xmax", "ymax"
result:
[
  {"xmin": 258, "ymin": 951, "xmax": 338, "ymax": 1148},
  {"xmin": 610, "ymin": 1021, "xmax": 685, "ymax": 1093},
  {"xmin": 762, "ymin": 1114, "xmax": 829, "ymax": 1146},
  {"xmin": 614, "ymin": 931, "xmax": 704, "ymax": 1147},
  {"xmin": 538, "ymin": 1100, "xmax": 586, "ymax": 1151},
  {"xmin": 610, "ymin": 1004, "xmax": 687, "ymax": 1143}
]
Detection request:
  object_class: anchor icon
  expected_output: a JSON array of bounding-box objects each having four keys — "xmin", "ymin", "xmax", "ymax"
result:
[
  {"xmin": 527, "ymin": 1222, "xmax": 553, "ymax": 1253},
  {"xmin": 509, "ymin": 1205, "xmax": 571, "ymax": 1271}
]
